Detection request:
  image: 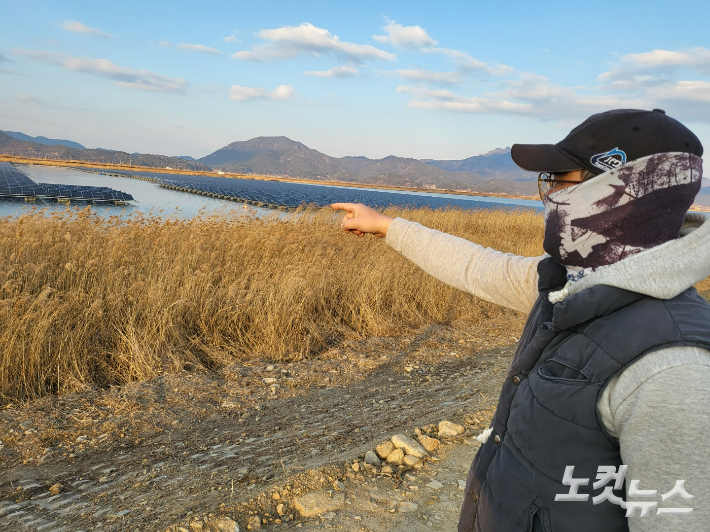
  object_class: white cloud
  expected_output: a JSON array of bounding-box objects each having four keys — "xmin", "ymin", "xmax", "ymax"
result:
[
  {"xmin": 614, "ymin": 47, "xmax": 710, "ymax": 74},
  {"xmin": 594, "ymin": 47, "xmax": 710, "ymax": 120},
  {"xmin": 232, "ymin": 23, "xmax": 395, "ymax": 63},
  {"xmin": 397, "ymin": 73, "xmax": 644, "ymax": 118},
  {"xmin": 426, "ymin": 47, "xmax": 470, "ymax": 60},
  {"xmin": 495, "ymin": 75, "xmax": 641, "ymax": 113},
  {"xmin": 223, "ymin": 35, "xmax": 239, "ymax": 43},
  {"xmin": 398, "ymin": 68, "xmax": 460, "ymax": 84},
  {"xmin": 422, "ymin": 47, "xmax": 514, "ymax": 77},
  {"xmin": 16, "ymin": 49, "xmax": 187, "ymax": 94},
  {"xmin": 60, "ymin": 20, "xmax": 112, "ymax": 38},
  {"xmin": 375, "ymin": 20, "xmax": 437, "ymax": 49},
  {"xmin": 394, "ymin": 46, "xmax": 710, "ymax": 122},
  {"xmin": 397, "ymin": 85, "xmax": 532, "ymax": 114},
  {"xmin": 176, "ymin": 43, "xmax": 221, "ymax": 55},
  {"xmin": 228, "ymin": 84, "xmax": 294, "ymax": 101},
  {"xmin": 645, "ymin": 80, "xmax": 710, "ymax": 104},
  {"xmin": 304, "ymin": 66, "xmax": 358, "ymax": 78},
  {"xmin": 392, "ymin": 55, "xmax": 512, "ymax": 86},
  {"xmin": 0, "ymin": 52, "xmax": 9, "ymax": 63},
  {"xmin": 160, "ymin": 41, "xmax": 221, "ymax": 55},
  {"xmin": 460, "ymin": 57, "xmax": 514, "ymax": 77},
  {"xmin": 599, "ymin": 74, "xmax": 664, "ymax": 92},
  {"xmin": 598, "ymin": 48, "xmax": 710, "ymax": 86}
]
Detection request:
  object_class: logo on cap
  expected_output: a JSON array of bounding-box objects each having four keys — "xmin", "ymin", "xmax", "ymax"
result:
[{"xmin": 591, "ymin": 148, "xmax": 627, "ymax": 172}]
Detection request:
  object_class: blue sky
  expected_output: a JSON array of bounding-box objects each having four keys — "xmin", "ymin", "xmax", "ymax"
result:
[{"xmin": 2, "ymin": 0, "xmax": 710, "ymax": 164}]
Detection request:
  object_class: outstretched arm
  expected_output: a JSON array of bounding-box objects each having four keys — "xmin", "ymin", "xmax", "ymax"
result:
[{"xmin": 332, "ymin": 203, "xmax": 541, "ymax": 313}]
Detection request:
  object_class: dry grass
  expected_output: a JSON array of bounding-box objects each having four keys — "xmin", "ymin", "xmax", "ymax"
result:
[
  {"xmin": 0, "ymin": 206, "xmax": 542, "ymax": 402},
  {"xmin": 0, "ymin": 205, "xmax": 706, "ymax": 403}
]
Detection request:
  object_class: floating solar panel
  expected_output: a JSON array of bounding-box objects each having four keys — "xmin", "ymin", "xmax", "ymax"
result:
[
  {"xmin": 75, "ymin": 166, "xmax": 536, "ymax": 212},
  {"xmin": 0, "ymin": 163, "xmax": 134, "ymax": 202}
]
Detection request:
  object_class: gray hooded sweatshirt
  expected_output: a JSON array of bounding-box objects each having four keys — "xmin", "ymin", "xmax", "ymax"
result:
[{"xmin": 385, "ymin": 212, "xmax": 710, "ymax": 532}]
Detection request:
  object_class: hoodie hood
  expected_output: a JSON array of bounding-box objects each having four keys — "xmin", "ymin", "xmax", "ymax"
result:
[{"xmin": 549, "ymin": 212, "xmax": 710, "ymax": 303}]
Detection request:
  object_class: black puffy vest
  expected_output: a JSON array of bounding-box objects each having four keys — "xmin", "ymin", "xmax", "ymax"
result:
[{"xmin": 459, "ymin": 258, "xmax": 710, "ymax": 532}]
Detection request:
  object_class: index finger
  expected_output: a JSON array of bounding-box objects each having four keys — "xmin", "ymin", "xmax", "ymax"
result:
[{"xmin": 331, "ymin": 203, "xmax": 357, "ymax": 213}]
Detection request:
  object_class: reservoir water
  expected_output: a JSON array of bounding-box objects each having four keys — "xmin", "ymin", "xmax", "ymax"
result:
[{"xmin": 0, "ymin": 164, "xmax": 542, "ymax": 220}]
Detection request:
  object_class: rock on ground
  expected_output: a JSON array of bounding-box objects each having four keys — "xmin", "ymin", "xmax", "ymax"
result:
[
  {"xmin": 439, "ymin": 420, "xmax": 465, "ymax": 437},
  {"xmin": 365, "ymin": 450, "xmax": 381, "ymax": 465},
  {"xmin": 213, "ymin": 517, "xmax": 240, "ymax": 531},
  {"xmin": 391, "ymin": 434, "xmax": 428, "ymax": 458},
  {"xmin": 386, "ymin": 448, "xmax": 405, "ymax": 466},
  {"xmin": 418, "ymin": 434, "xmax": 440, "ymax": 452},
  {"xmin": 188, "ymin": 516, "xmax": 241, "ymax": 531},
  {"xmin": 403, "ymin": 454, "xmax": 421, "ymax": 467},
  {"xmin": 293, "ymin": 491, "xmax": 345, "ymax": 518},
  {"xmin": 375, "ymin": 441, "xmax": 395, "ymax": 459}
]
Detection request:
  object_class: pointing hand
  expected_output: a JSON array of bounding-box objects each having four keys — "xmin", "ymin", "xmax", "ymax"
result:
[{"xmin": 331, "ymin": 203, "xmax": 393, "ymax": 238}]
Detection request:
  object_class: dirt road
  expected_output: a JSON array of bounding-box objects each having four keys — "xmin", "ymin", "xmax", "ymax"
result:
[{"xmin": 0, "ymin": 314, "xmax": 523, "ymax": 531}]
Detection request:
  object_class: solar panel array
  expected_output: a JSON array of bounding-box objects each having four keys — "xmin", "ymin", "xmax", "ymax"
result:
[
  {"xmin": 83, "ymin": 167, "xmax": 537, "ymax": 211},
  {"xmin": 0, "ymin": 163, "xmax": 134, "ymax": 201}
]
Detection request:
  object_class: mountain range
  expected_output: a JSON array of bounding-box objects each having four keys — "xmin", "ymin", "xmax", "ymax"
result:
[
  {"xmin": 199, "ymin": 136, "xmax": 539, "ymax": 195},
  {"xmin": 1, "ymin": 130, "xmax": 87, "ymax": 150},
  {"xmin": 2, "ymin": 129, "xmax": 709, "ymax": 204},
  {"xmin": 0, "ymin": 132, "xmax": 211, "ymax": 172}
]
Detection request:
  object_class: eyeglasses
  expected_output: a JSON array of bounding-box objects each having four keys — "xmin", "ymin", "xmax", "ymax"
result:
[{"xmin": 537, "ymin": 172, "xmax": 584, "ymax": 200}]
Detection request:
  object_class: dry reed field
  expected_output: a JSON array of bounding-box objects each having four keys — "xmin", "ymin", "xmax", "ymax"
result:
[{"xmin": 0, "ymin": 206, "xmax": 707, "ymax": 404}]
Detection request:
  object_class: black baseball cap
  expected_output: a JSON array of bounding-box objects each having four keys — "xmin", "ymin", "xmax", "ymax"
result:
[{"xmin": 511, "ymin": 109, "xmax": 704, "ymax": 175}]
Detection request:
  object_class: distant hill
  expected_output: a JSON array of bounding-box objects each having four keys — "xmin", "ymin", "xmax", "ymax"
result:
[
  {"xmin": 0, "ymin": 132, "xmax": 211, "ymax": 172},
  {"xmin": 338, "ymin": 154, "xmax": 463, "ymax": 182},
  {"xmin": 199, "ymin": 136, "xmax": 538, "ymax": 195},
  {"xmin": 200, "ymin": 136, "xmax": 353, "ymax": 181},
  {"xmin": 6, "ymin": 128, "xmax": 702, "ymax": 203},
  {"xmin": 2, "ymin": 130, "xmax": 86, "ymax": 150},
  {"xmin": 696, "ymin": 187, "xmax": 710, "ymax": 207},
  {"xmin": 424, "ymin": 147, "xmax": 535, "ymax": 182},
  {"xmin": 1, "ymin": 129, "xmax": 542, "ymax": 196}
]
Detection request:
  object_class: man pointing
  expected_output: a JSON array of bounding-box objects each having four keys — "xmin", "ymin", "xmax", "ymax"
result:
[{"xmin": 333, "ymin": 109, "xmax": 710, "ymax": 531}]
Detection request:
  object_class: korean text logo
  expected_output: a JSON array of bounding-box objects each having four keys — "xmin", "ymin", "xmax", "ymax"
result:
[{"xmin": 555, "ymin": 465, "xmax": 693, "ymax": 516}]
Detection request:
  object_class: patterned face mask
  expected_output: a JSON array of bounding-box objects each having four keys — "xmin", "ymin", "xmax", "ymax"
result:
[{"xmin": 542, "ymin": 152, "xmax": 703, "ymax": 281}]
